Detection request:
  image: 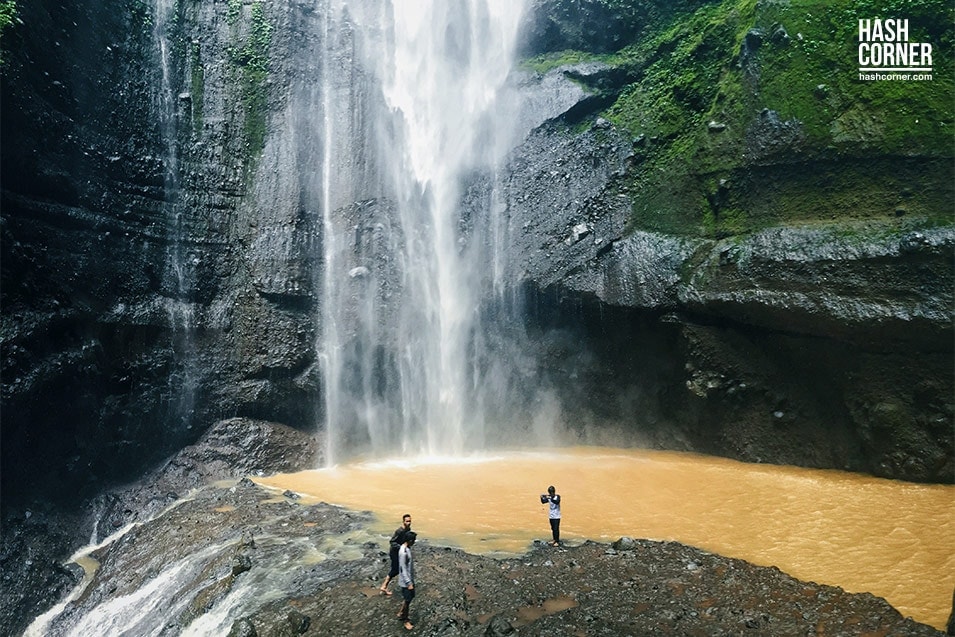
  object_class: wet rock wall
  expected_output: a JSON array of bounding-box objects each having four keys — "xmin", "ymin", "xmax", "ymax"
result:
[
  {"xmin": 494, "ymin": 100, "xmax": 953, "ymax": 483},
  {"xmin": 1, "ymin": 0, "xmax": 951, "ymax": 527},
  {"xmin": 0, "ymin": 0, "xmax": 329, "ymax": 507}
]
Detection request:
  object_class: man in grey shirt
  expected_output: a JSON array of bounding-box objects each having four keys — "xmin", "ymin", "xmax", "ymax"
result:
[{"xmin": 397, "ymin": 531, "xmax": 417, "ymax": 630}]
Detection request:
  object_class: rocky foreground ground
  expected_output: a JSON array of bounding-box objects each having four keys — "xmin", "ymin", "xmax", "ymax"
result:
[
  {"xmin": 3, "ymin": 420, "xmax": 950, "ymax": 636},
  {"xmin": 29, "ymin": 478, "xmax": 950, "ymax": 637}
]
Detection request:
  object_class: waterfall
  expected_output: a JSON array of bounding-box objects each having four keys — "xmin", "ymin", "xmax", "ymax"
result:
[
  {"xmin": 317, "ymin": 2, "xmax": 344, "ymax": 465},
  {"xmin": 317, "ymin": 0, "xmax": 529, "ymax": 464}
]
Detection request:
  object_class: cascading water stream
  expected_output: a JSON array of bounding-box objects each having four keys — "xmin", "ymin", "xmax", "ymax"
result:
[
  {"xmin": 386, "ymin": 0, "xmax": 526, "ymax": 455},
  {"xmin": 154, "ymin": 0, "xmax": 197, "ymax": 431},
  {"xmin": 318, "ymin": 0, "xmax": 529, "ymax": 464},
  {"xmin": 318, "ymin": 4, "xmax": 343, "ymax": 466}
]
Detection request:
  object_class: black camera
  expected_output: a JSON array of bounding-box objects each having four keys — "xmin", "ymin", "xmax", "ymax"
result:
[{"xmin": 540, "ymin": 494, "xmax": 548, "ymax": 504}]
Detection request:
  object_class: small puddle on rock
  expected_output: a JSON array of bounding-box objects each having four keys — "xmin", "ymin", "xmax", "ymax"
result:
[{"xmin": 514, "ymin": 595, "xmax": 579, "ymax": 626}]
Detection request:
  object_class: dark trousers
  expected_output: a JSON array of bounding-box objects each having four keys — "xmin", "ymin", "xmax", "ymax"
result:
[
  {"xmin": 388, "ymin": 548, "xmax": 400, "ymax": 578},
  {"xmin": 399, "ymin": 586, "xmax": 415, "ymax": 620},
  {"xmin": 549, "ymin": 518, "xmax": 560, "ymax": 543}
]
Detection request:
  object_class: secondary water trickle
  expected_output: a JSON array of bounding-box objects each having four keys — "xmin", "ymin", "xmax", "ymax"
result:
[
  {"xmin": 154, "ymin": 0, "xmax": 198, "ymax": 431},
  {"xmin": 256, "ymin": 447, "xmax": 955, "ymax": 630}
]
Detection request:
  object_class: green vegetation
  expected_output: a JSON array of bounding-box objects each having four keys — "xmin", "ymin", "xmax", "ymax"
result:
[
  {"xmin": 0, "ymin": 0, "xmax": 19, "ymax": 65},
  {"xmin": 525, "ymin": 0, "xmax": 954, "ymax": 239},
  {"xmin": 132, "ymin": 0, "xmax": 153, "ymax": 29},
  {"xmin": 227, "ymin": 0, "xmax": 242, "ymax": 26},
  {"xmin": 524, "ymin": 49, "xmax": 616, "ymax": 75},
  {"xmin": 757, "ymin": 0, "xmax": 951, "ymax": 152},
  {"xmin": 227, "ymin": 0, "xmax": 273, "ymax": 163},
  {"xmin": 0, "ymin": 0, "xmax": 16, "ymax": 31}
]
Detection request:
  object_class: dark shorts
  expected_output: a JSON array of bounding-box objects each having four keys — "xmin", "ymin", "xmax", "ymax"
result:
[
  {"xmin": 388, "ymin": 548, "xmax": 400, "ymax": 578},
  {"xmin": 401, "ymin": 586, "xmax": 416, "ymax": 603}
]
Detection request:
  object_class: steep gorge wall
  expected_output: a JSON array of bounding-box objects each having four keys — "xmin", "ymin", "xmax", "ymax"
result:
[
  {"xmin": 0, "ymin": 0, "xmax": 327, "ymax": 507},
  {"xmin": 0, "ymin": 0, "xmax": 952, "ymax": 523},
  {"xmin": 502, "ymin": 0, "xmax": 953, "ymax": 482},
  {"xmin": 495, "ymin": 116, "xmax": 953, "ymax": 480}
]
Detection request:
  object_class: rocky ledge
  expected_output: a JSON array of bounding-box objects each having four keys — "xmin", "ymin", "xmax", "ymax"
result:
[{"xmin": 0, "ymin": 417, "xmax": 319, "ymax": 636}]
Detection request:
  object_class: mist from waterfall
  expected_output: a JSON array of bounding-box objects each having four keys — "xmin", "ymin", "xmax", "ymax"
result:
[{"xmin": 315, "ymin": 0, "xmax": 536, "ymax": 464}]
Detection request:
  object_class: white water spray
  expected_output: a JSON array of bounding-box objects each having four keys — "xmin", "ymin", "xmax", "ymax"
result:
[
  {"xmin": 317, "ymin": 0, "xmax": 528, "ymax": 463},
  {"xmin": 318, "ymin": 2, "xmax": 344, "ymax": 465},
  {"xmin": 383, "ymin": 0, "xmax": 525, "ymax": 454}
]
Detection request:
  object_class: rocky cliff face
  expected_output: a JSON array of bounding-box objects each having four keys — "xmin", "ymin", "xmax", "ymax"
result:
[
  {"xmin": 500, "ymin": 0, "xmax": 953, "ymax": 482},
  {"xmin": 1, "ymin": 0, "xmax": 951, "ymax": 522},
  {"xmin": 1, "ymin": 0, "xmax": 953, "ymax": 633},
  {"xmin": 1, "ymin": 0, "xmax": 328, "ymax": 507},
  {"xmin": 496, "ymin": 112, "xmax": 953, "ymax": 480}
]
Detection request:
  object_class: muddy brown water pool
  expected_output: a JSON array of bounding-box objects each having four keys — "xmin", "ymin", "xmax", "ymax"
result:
[{"xmin": 256, "ymin": 446, "xmax": 954, "ymax": 629}]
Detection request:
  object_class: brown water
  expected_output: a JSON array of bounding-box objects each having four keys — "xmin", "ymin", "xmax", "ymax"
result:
[{"xmin": 256, "ymin": 446, "xmax": 955, "ymax": 629}]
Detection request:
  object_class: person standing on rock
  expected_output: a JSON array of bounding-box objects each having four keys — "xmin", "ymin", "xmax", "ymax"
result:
[
  {"xmin": 397, "ymin": 531, "xmax": 417, "ymax": 630},
  {"xmin": 380, "ymin": 513, "xmax": 412, "ymax": 596},
  {"xmin": 541, "ymin": 485, "xmax": 561, "ymax": 546}
]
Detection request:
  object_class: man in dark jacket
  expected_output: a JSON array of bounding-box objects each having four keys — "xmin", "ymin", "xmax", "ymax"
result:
[{"xmin": 379, "ymin": 513, "xmax": 412, "ymax": 595}]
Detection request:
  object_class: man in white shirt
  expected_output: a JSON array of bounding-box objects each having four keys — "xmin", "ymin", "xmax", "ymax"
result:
[{"xmin": 542, "ymin": 485, "xmax": 561, "ymax": 546}]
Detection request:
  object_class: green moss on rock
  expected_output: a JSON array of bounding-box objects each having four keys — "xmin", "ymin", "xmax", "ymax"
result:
[
  {"xmin": 522, "ymin": 49, "xmax": 615, "ymax": 75},
  {"xmin": 573, "ymin": 0, "xmax": 954, "ymax": 239},
  {"xmin": 227, "ymin": 0, "xmax": 272, "ymax": 165}
]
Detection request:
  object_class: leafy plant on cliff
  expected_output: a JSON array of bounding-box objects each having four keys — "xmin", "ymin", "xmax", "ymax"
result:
[
  {"xmin": 0, "ymin": 0, "xmax": 20, "ymax": 65},
  {"xmin": 0, "ymin": 0, "xmax": 16, "ymax": 30}
]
